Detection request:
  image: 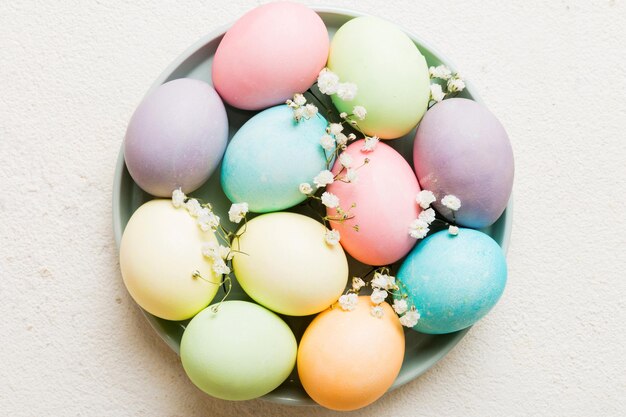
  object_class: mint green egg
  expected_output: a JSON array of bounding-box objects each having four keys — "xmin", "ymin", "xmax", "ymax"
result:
[
  {"xmin": 328, "ymin": 16, "xmax": 430, "ymax": 139},
  {"xmin": 180, "ymin": 301, "xmax": 297, "ymax": 401}
]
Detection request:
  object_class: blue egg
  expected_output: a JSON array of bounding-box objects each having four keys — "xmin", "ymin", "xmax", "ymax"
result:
[
  {"xmin": 397, "ymin": 229, "xmax": 507, "ymax": 334},
  {"xmin": 221, "ymin": 105, "xmax": 329, "ymax": 213}
]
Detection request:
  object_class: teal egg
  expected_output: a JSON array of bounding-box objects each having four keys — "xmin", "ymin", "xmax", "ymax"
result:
[
  {"xmin": 397, "ymin": 229, "xmax": 507, "ymax": 334},
  {"xmin": 180, "ymin": 301, "xmax": 297, "ymax": 401},
  {"xmin": 221, "ymin": 105, "xmax": 328, "ymax": 212}
]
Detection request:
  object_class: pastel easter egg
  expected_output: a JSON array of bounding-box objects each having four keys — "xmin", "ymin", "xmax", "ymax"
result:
[
  {"xmin": 119, "ymin": 200, "xmax": 221, "ymax": 321},
  {"xmin": 327, "ymin": 140, "xmax": 421, "ymax": 266},
  {"xmin": 413, "ymin": 98, "xmax": 514, "ymax": 228},
  {"xmin": 232, "ymin": 212, "xmax": 348, "ymax": 316},
  {"xmin": 298, "ymin": 296, "xmax": 404, "ymax": 411},
  {"xmin": 124, "ymin": 78, "xmax": 228, "ymax": 197},
  {"xmin": 212, "ymin": 2, "xmax": 329, "ymax": 110},
  {"xmin": 328, "ymin": 16, "xmax": 430, "ymax": 139},
  {"xmin": 221, "ymin": 105, "xmax": 328, "ymax": 213},
  {"xmin": 180, "ymin": 301, "xmax": 297, "ymax": 400},
  {"xmin": 397, "ymin": 229, "xmax": 507, "ymax": 334}
]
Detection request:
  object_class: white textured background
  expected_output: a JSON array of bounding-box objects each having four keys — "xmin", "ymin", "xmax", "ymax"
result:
[{"xmin": 1, "ymin": 0, "xmax": 625, "ymax": 416}]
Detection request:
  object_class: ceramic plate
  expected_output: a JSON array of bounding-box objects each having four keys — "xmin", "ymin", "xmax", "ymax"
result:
[{"xmin": 112, "ymin": 6, "xmax": 513, "ymax": 405}]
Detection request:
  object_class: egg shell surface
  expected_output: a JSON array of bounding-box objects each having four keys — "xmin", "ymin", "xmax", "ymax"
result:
[
  {"xmin": 298, "ymin": 296, "xmax": 405, "ymax": 411},
  {"xmin": 397, "ymin": 228, "xmax": 507, "ymax": 334},
  {"xmin": 413, "ymin": 98, "xmax": 514, "ymax": 228},
  {"xmin": 232, "ymin": 212, "xmax": 348, "ymax": 316},
  {"xmin": 328, "ymin": 16, "xmax": 430, "ymax": 139},
  {"xmin": 124, "ymin": 78, "xmax": 228, "ymax": 197},
  {"xmin": 180, "ymin": 301, "xmax": 297, "ymax": 401},
  {"xmin": 327, "ymin": 140, "xmax": 421, "ymax": 266},
  {"xmin": 119, "ymin": 199, "xmax": 221, "ymax": 321},
  {"xmin": 212, "ymin": 1, "xmax": 329, "ymax": 110},
  {"xmin": 221, "ymin": 105, "xmax": 329, "ymax": 213}
]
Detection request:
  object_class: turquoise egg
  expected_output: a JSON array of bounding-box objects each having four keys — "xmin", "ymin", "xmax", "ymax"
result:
[
  {"xmin": 397, "ymin": 229, "xmax": 507, "ymax": 334},
  {"xmin": 221, "ymin": 105, "xmax": 328, "ymax": 213}
]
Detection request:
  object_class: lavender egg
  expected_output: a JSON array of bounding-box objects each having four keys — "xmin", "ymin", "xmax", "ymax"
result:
[
  {"xmin": 413, "ymin": 98, "xmax": 514, "ymax": 228},
  {"xmin": 124, "ymin": 78, "xmax": 228, "ymax": 197}
]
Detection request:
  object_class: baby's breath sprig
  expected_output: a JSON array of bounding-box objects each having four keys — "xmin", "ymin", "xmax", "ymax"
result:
[
  {"xmin": 410, "ymin": 190, "xmax": 462, "ymax": 239},
  {"xmin": 428, "ymin": 64, "xmax": 466, "ymax": 107},
  {"xmin": 286, "ymin": 68, "xmax": 378, "ymax": 247},
  {"xmin": 336, "ymin": 267, "xmax": 421, "ymax": 328},
  {"xmin": 171, "ymin": 188, "xmax": 252, "ymax": 312}
]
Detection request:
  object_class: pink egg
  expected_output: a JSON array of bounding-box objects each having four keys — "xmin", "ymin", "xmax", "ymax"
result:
[
  {"xmin": 212, "ymin": 2, "xmax": 329, "ymax": 110},
  {"xmin": 327, "ymin": 141, "xmax": 421, "ymax": 266}
]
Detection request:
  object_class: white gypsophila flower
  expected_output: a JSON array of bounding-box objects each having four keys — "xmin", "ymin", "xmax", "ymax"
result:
[
  {"xmin": 418, "ymin": 208, "xmax": 436, "ymax": 224},
  {"xmin": 448, "ymin": 225, "xmax": 459, "ymax": 236},
  {"xmin": 344, "ymin": 168, "xmax": 358, "ymax": 183},
  {"xmin": 339, "ymin": 152, "xmax": 352, "ymax": 168},
  {"xmin": 212, "ymin": 257, "xmax": 231, "ymax": 275},
  {"xmin": 329, "ymin": 123, "xmax": 343, "ymax": 135},
  {"xmin": 441, "ymin": 194, "xmax": 462, "ymax": 211},
  {"xmin": 430, "ymin": 83, "xmax": 446, "ymax": 103},
  {"xmin": 409, "ymin": 218, "xmax": 430, "ymax": 239},
  {"xmin": 228, "ymin": 202, "xmax": 249, "ymax": 224},
  {"xmin": 321, "ymin": 191, "xmax": 340, "ymax": 208},
  {"xmin": 313, "ymin": 170, "xmax": 334, "ymax": 188},
  {"xmin": 393, "ymin": 298, "xmax": 408, "ymax": 315},
  {"xmin": 416, "ymin": 190, "xmax": 436, "ymax": 209},
  {"xmin": 362, "ymin": 136, "xmax": 379, "ymax": 152},
  {"xmin": 293, "ymin": 107, "xmax": 305, "ymax": 121},
  {"xmin": 399, "ymin": 308, "xmax": 420, "ymax": 328},
  {"xmin": 339, "ymin": 112, "xmax": 348, "ymax": 119},
  {"xmin": 447, "ymin": 77, "xmax": 466, "ymax": 93},
  {"xmin": 198, "ymin": 212, "xmax": 220, "ymax": 231},
  {"xmin": 371, "ymin": 273, "xmax": 389, "ymax": 290},
  {"xmin": 335, "ymin": 133, "xmax": 348, "ymax": 146},
  {"xmin": 337, "ymin": 82, "xmax": 357, "ymax": 101},
  {"xmin": 324, "ymin": 229, "xmax": 340, "ymax": 246},
  {"xmin": 370, "ymin": 305, "xmax": 384, "ymax": 319},
  {"xmin": 387, "ymin": 275, "xmax": 397, "ymax": 289},
  {"xmin": 293, "ymin": 93, "xmax": 306, "ymax": 106},
  {"xmin": 299, "ymin": 182, "xmax": 313, "ymax": 195},
  {"xmin": 320, "ymin": 134, "xmax": 336, "ymax": 151},
  {"xmin": 338, "ymin": 293, "xmax": 358, "ymax": 311},
  {"xmin": 172, "ymin": 188, "xmax": 186, "ymax": 208},
  {"xmin": 353, "ymin": 105, "xmax": 367, "ymax": 120},
  {"xmin": 217, "ymin": 244, "xmax": 233, "ymax": 261},
  {"xmin": 304, "ymin": 103, "xmax": 318, "ymax": 119},
  {"xmin": 347, "ymin": 133, "xmax": 357, "ymax": 141},
  {"xmin": 185, "ymin": 198, "xmax": 203, "ymax": 217},
  {"xmin": 201, "ymin": 241, "xmax": 219, "ymax": 259},
  {"xmin": 317, "ymin": 68, "xmax": 340, "ymax": 95},
  {"xmin": 352, "ymin": 277, "xmax": 365, "ymax": 291},
  {"xmin": 429, "ymin": 65, "xmax": 452, "ymax": 80},
  {"xmin": 370, "ymin": 288, "xmax": 388, "ymax": 304}
]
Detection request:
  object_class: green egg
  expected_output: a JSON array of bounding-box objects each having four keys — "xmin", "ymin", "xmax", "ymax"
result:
[
  {"xmin": 328, "ymin": 16, "xmax": 430, "ymax": 139},
  {"xmin": 180, "ymin": 301, "xmax": 297, "ymax": 401}
]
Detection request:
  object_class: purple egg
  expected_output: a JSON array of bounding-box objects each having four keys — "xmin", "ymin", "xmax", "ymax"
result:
[
  {"xmin": 413, "ymin": 98, "xmax": 513, "ymax": 228},
  {"xmin": 124, "ymin": 78, "xmax": 228, "ymax": 197}
]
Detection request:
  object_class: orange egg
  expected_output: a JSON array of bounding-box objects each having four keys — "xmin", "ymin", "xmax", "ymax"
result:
[{"xmin": 297, "ymin": 296, "xmax": 405, "ymax": 411}]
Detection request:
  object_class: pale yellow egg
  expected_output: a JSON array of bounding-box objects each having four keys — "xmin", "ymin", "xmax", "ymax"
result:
[
  {"xmin": 232, "ymin": 212, "xmax": 348, "ymax": 316},
  {"xmin": 119, "ymin": 199, "xmax": 221, "ymax": 321}
]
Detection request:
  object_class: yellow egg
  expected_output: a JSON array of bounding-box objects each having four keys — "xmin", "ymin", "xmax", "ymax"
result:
[
  {"xmin": 298, "ymin": 296, "xmax": 405, "ymax": 411},
  {"xmin": 232, "ymin": 212, "xmax": 348, "ymax": 316},
  {"xmin": 119, "ymin": 199, "xmax": 221, "ymax": 321}
]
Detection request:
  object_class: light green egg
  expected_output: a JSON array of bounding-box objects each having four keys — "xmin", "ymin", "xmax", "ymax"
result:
[
  {"xmin": 328, "ymin": 16, "xmax": 430, "ymax": 139},
  {"xmin": 180, "ymin": 301, "xmax": 297, "ymax": 401}
]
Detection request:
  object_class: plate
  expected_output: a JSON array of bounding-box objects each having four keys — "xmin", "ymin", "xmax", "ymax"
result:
[{"xmin": 112, "ymin": 6, "xmax": 513, "ymax": 406}]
